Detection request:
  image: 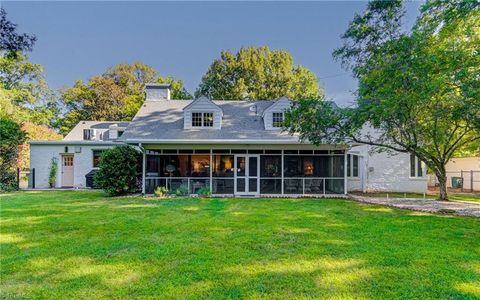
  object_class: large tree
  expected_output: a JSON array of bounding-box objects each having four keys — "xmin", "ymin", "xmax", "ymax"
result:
[
  {"xmin": 60, "ymin": 63, "xmax": 192, "ymax": 134},
  {"xmin": 0, "ymin": 8, "xmax": 36, "ymax": 55},
  {"xmin": 285, "ymin": 0, "xmax": 479, "ymax": 200},
  {"xmin": 0, "ymin": 7, "xmax": 60, "ymax": 173},
  {"xmin": 0, "ymin": 8, "xmax": 57, "ymax": 126},
  {"xmin": 196, "ymin": 46, "xmax": 324, "ymax": 100}
]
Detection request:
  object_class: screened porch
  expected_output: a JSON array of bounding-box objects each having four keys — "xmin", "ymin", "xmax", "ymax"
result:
[{"xmin": 142, "ymin": 148, "xmax": 347, "ymax": 196}]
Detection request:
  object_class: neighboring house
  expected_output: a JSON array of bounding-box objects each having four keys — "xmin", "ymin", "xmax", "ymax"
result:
[{"xmin": 29, "ymin": 84, "xmax": 427, "ymax": 195}]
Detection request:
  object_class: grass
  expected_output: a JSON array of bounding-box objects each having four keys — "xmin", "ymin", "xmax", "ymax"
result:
[
  {"xmin": 354, "ymin": 192, "xmax": 480, "ymax": 203},
  {"xmin": 1, "ymin": 191, "xmax": 479, "ymax": 299}
]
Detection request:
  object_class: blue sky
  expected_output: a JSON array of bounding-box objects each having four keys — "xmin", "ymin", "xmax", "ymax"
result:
[{"xmin": 3, "ymin": 1, "xmax": 422, "ymax": 106}]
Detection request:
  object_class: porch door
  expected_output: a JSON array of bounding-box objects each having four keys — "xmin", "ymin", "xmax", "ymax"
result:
[
  {"xmin": 234, "ymin": 155, "xmax": 259, "ymax": 195},
  {"xmin": 61, "ymin": 155, "xmax": 74, "ymax": 187}
]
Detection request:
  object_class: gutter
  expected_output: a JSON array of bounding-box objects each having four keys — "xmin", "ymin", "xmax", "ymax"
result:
[
  {"xmin": 29, "ymin": 140, "xmax": 122, "ymax": 145},
  {"xmin": 123, "ymin": 139, "xmax": 324, "ymax": 145}
]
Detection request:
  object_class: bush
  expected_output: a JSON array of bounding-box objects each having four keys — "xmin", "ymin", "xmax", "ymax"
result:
[
  {"xmin": 174, "ymin": 184, "xmax": 189, "ymax": 196},
  {"xmin": 94, "ymin": 145, "xmax": 141, "ymax": 196},
  {"xmin": 197, "ymin": 186, "xmax": 211, "ymax": 198},
  {"xmin": 48, "ymin": 157, "xmax": 58, "ymax": 188},
  {"xmin": 154, "ymin": 186, "xmax": 168, "ymax": 197},
  {"xmin": 0, "ymin": 118, "xmax": 27, "ymax": 192}
]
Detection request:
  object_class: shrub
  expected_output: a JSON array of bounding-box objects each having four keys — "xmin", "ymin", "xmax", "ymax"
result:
[
  {"xmin": 94, "ymin": 145, "xmax": 141, "ymax": 196},
  {"xmin": 48, "ymin": 157, "xmax": 58, "ymax": 188},
  {"xmin": 0, "ymin": 118, "xmax": 27, "ymax": 192},
  {"xmin": 197, "ymin": 186, "xmax": 211, "ymax": 198},
  {"xmin": 154, "ymin": 186, "xmax": 169, "ymax": 197},
  {"xmin": 175, "ymin": 184, "xmax": 189, "ymax": 196}
]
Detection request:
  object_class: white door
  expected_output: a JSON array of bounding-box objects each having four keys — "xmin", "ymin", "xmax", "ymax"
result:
[
  {"xmin": 61, "ymin": 155, "xmax": 74, "ymax": 187},
  {"xmin": 234, "ymin": 155, "xmax": 259, "ymax": 196}
]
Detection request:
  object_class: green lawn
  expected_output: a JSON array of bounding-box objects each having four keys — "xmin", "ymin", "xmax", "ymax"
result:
[
  {"xmin": 353, "ymin": 192, "xmax": 480, "ymax": 203},
  {"xmin": 1, "ymin": 191, "xmax": 479, "ymax": 299}
]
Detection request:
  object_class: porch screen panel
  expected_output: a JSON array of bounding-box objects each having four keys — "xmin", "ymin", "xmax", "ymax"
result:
[
  {"xmin": 260, "ymin": 179, "xmax": 281, "ymax": 194},
  {"xmin": 325, "ymin": 179, "xmax": 345, "ymax": 194},
  {"xmin": 304, "ymin": 178, "xmax": 323, "ymax": 194},
  {"xmin": 190, "ymin": 155, "xmax": 210, "ymax": 177},
  {"xmin": 259, "ymin": 155, "xmax": 281, "ymax": 194},
  {"xmin": 329, "ymin": 156, "xmax": 345, "ymax": 177},
  {"xmin": 212, "ymin": 155, "xmax": 234, "ymax": 194},
  {"xmin": 160, "ymin": 155, "xmax": 189, "ymax": 177},
  {"xmin": 260, "ymin": 156, "xmax": 281, "ymax": 177},
  {"xmin": 146, "ymin": 155, "xmax": 160, "ymax": 176}
]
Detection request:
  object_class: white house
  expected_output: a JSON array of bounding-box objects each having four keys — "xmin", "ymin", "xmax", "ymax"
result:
[{"xmin": 29, "ymin": 84, "xmax": 427, "ymax": 195}]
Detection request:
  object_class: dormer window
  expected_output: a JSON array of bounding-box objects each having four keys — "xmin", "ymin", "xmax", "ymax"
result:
[
  {"xmin": 83, "ymin": 129, "xmax": 96, "ymax": 140},
  {"xmin": 192, "ymin": 112, "xmax": 214, "ymax": 127},
  {"xmin": 272, "ymin": 112, "xmax": 284, "ymax": 128}
]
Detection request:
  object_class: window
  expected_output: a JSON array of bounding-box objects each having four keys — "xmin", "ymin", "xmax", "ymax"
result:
[
  {"xmin": 410, "ymin": 154, "xmax": 423, "ymax": 177},
  {"xmin": 192, "ymin": 112, "xmax": 202, "ymax": 127},
  {"xmin": 117, "ymin": 130, "xmax": 124, "ymax": 137},
  {"xmin": 203, "ymin": 113, "xmax": 213, "ymax": 127},
  {"xmin": 272, "ymin": 112, "xmax": 284, "ymax": 127},
  {"xmin": 92, "ymin": 150, "xmax": 104, "ymax": 168},
  {"xmin": 83, "ymin": 129, "xmax": 96, "ymax": 140},
  {"xmin": 347, "ymin": 154, "xmax": 359, "ymax": 178},
  {"xmin": 353, "ymin": 155, "xmax": 359, "ymax": 177},
  {"xmin": 192, "ymin": 112, "xmax": 214, "ymax": 127},
  {"xmin": 63, "ymin": 156, "xmax": 73, "ymax": 166}
]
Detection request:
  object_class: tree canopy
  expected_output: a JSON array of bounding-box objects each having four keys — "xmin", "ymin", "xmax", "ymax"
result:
[
  {"xmin": 0, "ymin": 7, "xmax": 60, "ymax": 173},
  {"xmin": 0, "ymin": 8, "xmax": 36, "ymax": 56},
  {"xmin": 59, "ymin": 63, "xmax": 192, "ymax": 134},
  {"xmin": 0, "ymin": 117, "xmax": 27, "ymax": 191},
  {"xmin": 285, "ymin": 0, "xmax": 480, "ymax": 200},
  {"xmin": 196, "ymin": 46, "xmax": 324, "ymax": 100}
]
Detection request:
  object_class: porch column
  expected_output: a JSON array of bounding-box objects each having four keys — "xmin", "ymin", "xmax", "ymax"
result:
[
  {"xmin": 281, "ymin": 149, "xmax": 284, "ymax": 195},
  {"xmin": 344, "ymin": 150, "xmax": 348, "ymax": 195},
  {"xmin": 141, "ymin": 144, "xmax": 146, "ymax": 195},
  {"xmin": 209, "ymin": 149, "xmax": 213, "ymax": 192}
]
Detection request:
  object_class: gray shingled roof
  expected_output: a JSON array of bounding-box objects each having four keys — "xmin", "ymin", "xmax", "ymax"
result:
[
  {"xmin": 119, "ymin": 100, "xmax": 300, "ymax": 143},
  {"xmin": 64, "ymin": 121, "xmax": 130, "ymax": 141}
]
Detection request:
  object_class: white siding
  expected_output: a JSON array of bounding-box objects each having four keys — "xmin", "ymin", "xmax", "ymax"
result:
[
  {"xmin": 30, "ymin": 144, "xmax": 114, "ymax": 188},
  {"xmin": 347, "ymin": 145, "xmax": 427, "ymax": 193}
]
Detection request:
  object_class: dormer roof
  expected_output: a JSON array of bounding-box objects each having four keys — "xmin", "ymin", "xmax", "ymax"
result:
[
  {"xmin": 262, "ymin": 96, "xmax": 292, "ymax": 117},
  {"xmin": 182, "ymin": 96, "xmax": 223, "ymax": 114}
]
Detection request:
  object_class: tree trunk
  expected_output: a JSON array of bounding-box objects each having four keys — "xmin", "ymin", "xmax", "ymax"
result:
[{"xmin": 435, "ymin": 170, "xmax": 448, "ymax": 201}]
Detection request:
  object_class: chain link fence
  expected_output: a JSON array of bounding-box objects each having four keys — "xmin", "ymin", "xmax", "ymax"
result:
[{"xmin": 428, "ymin": 170, "xmax": 480, "ymax": 192}]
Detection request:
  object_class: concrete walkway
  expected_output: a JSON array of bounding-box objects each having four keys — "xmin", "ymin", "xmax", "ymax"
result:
[{"xmin": 349, "ymin": 195, "xmax": 480, "ymax": 218}]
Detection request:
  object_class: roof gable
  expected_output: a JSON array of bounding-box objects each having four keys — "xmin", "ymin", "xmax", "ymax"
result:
[
  {"xmin": 262, "ymin": 96, "xmax": 292, "ymax": 117},
  {"xmin": 183, "ymin": 96, "xmax": 223, "ymax": 113}
]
